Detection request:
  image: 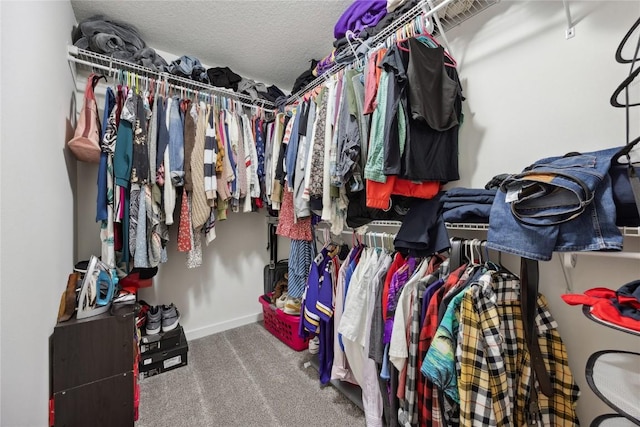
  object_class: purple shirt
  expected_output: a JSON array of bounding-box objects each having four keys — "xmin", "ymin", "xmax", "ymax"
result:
[
  {"xmin": 383, "ymin": 257, "xmax": 416, "ymax": 343},
  {"xmin": 334, "ymin": 0, "xmax": 387, "ymax": 39}
]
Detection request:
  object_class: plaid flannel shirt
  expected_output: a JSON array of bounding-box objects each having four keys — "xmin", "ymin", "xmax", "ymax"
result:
[
  {"xmin": 398, "ymin": 259, "xmax": 449, "ymax": 427},
  {"xmin": 458, "ymin": 271, "xmax": 580, "ymax": 426}
]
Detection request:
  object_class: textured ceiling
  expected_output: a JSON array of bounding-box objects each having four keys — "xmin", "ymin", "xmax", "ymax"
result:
[{"xmin": 70, "ymin": 0, "xmax": 353, "ymax": 93}]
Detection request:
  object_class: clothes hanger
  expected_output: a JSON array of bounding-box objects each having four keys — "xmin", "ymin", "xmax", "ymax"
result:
[
  {"xmin": 615, "ymin": 17, "xmax": 640, "ymax": 64},
  {"xmin": 415, "ymin": 15, "xmax": 423, "ymax": 34},
  {"xmin": 610, "ymin": 65, "xmax": 640, "ymax": 108},
  {"xmin": 611, "ymin": 23, "xmax": 640, "ymax": 108},
  {"xmin": 345, "ymin": 30, "xmax": 365, "ymax": 70},
  {"xmin": 472, "ymin": 239, "xmax": 483, "ymax": 265},
  {"xmin": 471, "ymin": 239, "xmax": 483, "ymax": 265},
  {"xmin": 416, "ymin": 33, "xmax": 458, "ymax": 68},
  {"xmin": 396, "ymin": 22, "xmax": 413, "ymax": 52},
  {"xmin": 393, "ymin": 20, "xmax": 457, "ymax": 68}
]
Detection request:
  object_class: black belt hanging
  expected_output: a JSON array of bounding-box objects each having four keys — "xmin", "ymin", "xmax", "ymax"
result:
[
  {"xmin": 520, "ymin": 257, "xmax": 554, "ymax": 399},
  {"xmin": 267, "ymin": 218, "xmax": 278, "ymax": 269}
]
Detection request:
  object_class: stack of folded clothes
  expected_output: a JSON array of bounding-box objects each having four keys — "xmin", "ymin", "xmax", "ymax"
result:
[
  {"xmin": 73, "ymin": 15, "xmax": 168, "ymax": 71},
  {"xmin": 394, "ymin": 195, "xmax": 451, "ymax": 257},
  {"xmin": 440, "ymin": 187, "xmax": 496, "ymax": 224}
]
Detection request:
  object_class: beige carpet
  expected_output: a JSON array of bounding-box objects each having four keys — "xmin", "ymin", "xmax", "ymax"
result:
[{"xmin": 136, "ymin": 322, "xmax": 365, "ymax": 427}]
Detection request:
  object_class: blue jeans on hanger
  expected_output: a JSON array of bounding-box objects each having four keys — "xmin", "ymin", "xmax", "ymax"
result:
[
  {"xmin": 169, "ymin": 97, "xmax": 185, "ymax": 186},
  {"xmin": 487, "ymin": 147, "xmax": 623, "ymax": 261}
]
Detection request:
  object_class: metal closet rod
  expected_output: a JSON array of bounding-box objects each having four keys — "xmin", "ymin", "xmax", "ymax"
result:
[
  {"xmin": 67, "ymin": 46, "xmax": 277, "ymax": 110},
  {"xmin": 286, "ymin": 0, "xmax": 455, "ymax": 104}
]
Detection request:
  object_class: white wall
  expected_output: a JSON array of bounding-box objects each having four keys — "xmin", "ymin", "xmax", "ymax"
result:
[
  {"xmin": 0, "ymin": 1, "xmax": 78, "ymax": 426},
  {"xmin": 446, "ymin": 1, "xmax": 640, "ymax": 424}
]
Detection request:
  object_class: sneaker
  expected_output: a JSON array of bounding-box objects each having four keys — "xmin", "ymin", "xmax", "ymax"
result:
[
  {"xmin": 161, "ymin": 303, "xmax": 180, "ymax": 332},
  {"xmin": 113, "ymin": 290, "xmax": 136, "ymax": 305},
  {"xmin": 145, "ymin": 306, "xmax": 161, "ymax": 335},
  {"xmin": 73, "ymin": 260, "xmax": 89, "ymax": 274},
  {"xmin": 283, "ymin": 297, "xmax": 301, "ymax": 316},
  {"xmin": 135, "ymin": 300, "xmax": 151, "ymax": 329},
  {"xmin": 308, "ymin": 336, "xmax": 320, "ymax": 354},
  {"xmin": 276, "ymin": 292, "xmax": 288, "ymax": 309},
  {"xmin": 272, "ymin": 278, "xmax": 288, "ymax": 303}
]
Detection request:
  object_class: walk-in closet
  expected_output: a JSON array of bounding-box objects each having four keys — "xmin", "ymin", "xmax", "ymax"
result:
[{"xmin": 1, "ymin": 1, "xmax": 639, "ymax": 426}]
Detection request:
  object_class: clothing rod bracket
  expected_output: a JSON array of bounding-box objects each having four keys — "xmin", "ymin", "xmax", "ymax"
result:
[{"xmin": 562, "ymin": 0, "xmax": 575, "ymax": 39}]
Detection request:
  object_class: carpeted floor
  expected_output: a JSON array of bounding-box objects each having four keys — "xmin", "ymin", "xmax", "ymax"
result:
[{"xmin": 136, "ymin": 322, "xmax": 365, "ymax": 427}]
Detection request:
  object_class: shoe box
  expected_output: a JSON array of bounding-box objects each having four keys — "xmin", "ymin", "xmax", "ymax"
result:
[
  {"xmin": 139, "ymin": 325, "xmax": 184, "ymax": 354},
  {"xmin": 138, "ymin": 326, "xmax": 188, "ymax": 380}
]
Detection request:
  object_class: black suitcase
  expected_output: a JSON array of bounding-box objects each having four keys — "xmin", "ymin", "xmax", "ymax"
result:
[{"xmin": 264, "ymin": 220, "xmax": 288, "ymax": 295}]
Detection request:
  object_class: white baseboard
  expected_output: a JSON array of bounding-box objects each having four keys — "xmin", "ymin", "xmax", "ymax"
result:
[{"xmin": 183, "ymin": 312, "xmax": 264, "ymax": 341}]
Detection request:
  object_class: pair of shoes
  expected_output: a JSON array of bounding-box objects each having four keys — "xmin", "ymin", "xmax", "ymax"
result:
[
  {"xmin": 308, "ymin": 336, "xmax": 320, "ymax": 354},
  {"xmin": 276, "ymin": 292, "xmax": 288, "ymax": 309},
  {"xmin": 271, "ymin": 276, "xmax": 289, "ymax": 303},
  {"xmin": 161, "ymin": 303, "xmax": 180, "ymax": 331},
  {"xmin": 145, "ymin": 303, "xmax": 181, "ymax": 335},
  {"xmin": 283, "ymin": 297, "xmax": 301, "ymax": 316}
]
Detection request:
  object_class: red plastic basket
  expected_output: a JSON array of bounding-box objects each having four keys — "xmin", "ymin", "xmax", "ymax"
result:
[{"xmin": 259, "ymin": 295, "xmax": 309, "ymax": 351}]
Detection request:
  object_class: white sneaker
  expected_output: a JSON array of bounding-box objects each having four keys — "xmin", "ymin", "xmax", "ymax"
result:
[
  {"xmin": 276, "ymin": 292, "xmax": 288, "ymax": 309},
  {"xmin": 283, "ymin": 297, "xmax": 301, "ymax": 316},
  {"xmin": 308, "ymin": 336, "xmax": 320, "ymax": 354}
]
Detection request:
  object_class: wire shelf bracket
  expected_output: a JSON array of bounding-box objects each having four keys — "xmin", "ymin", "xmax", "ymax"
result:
[{"xmin": 562, "ymin": 0, "xmax": 576, "ymax": 39}]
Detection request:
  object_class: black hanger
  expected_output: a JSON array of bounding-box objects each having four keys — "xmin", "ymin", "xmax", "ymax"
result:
[
  {"xmin": 615, "ymin": 17, "xmax": 640, "ymax": 64},
  {"xmin": 611, "ymin": 18, "xmax": 640, "ymax": 108},
  {"xmin": 449, "ymin": 237, "xmax": 464, "ymax": 271},
  {"xmin": 613, "ymin": 134, "xmax": 640, "ymax": 164},
  {"xmin": 610, "ymin": 66, "xmax": 640, "ymax": 108},
  {"xmin": 485, "ymin": 249, "xmax": 517, "ymax": 277}
]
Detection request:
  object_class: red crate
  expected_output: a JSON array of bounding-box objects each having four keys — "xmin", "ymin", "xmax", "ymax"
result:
[{"xmin": 259, "ymin": 295, "xmax": 309, "ymax": 351}]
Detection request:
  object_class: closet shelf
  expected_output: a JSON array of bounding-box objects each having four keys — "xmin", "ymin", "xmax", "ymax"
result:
[
  {"xmin": 67, "ymin": 46, "xmax": 277, "ymax": 108},
  {"xmin": 431, "ymin": 0, "xmax": 499, "ymax": 35},
  {"xmin": 445, "ymin": 222, "xmax": 489, "ymax": 231},
  {"xmin": 288, "ymin": 0, "xmax": 498, "ymax": 102},
  {"xmin": 446, "ymin": 223, "xmax": 640, "ymax": 238}
]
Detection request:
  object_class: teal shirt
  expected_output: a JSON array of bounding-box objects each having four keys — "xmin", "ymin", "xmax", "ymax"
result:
[
  {"xmin": 364, "ymin": 70, "xmax": 389, "ymax": 183},
  {"xmin": 363, "ymin": 69, "xmax": 406, "ymax": 183}
]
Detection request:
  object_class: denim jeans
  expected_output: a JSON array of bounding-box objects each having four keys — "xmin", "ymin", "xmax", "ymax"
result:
[
  {"xmin": 168, "ymin": 97, "xmax": 185, "ymax": 187},
  {"xmin": 487, "ymin": 147, "xmax": 623, "ymax": 261}
]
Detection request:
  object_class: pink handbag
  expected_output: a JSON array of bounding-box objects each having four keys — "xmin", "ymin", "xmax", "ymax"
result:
[{"xmin": 68, "ymin": 73, "xmax": 106, "ymax": 163}]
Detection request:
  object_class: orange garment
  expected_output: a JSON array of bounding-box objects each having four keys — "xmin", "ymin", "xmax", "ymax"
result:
[{"xmin": 366, "ymin": 176, "xmax": 441, "ymax": 210}]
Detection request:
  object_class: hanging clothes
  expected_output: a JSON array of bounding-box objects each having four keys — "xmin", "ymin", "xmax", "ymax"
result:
[
  {"xmin": 325, "ymin": 231, "xmax": 580, "ymax": 427},
  {"xmin": 87, "ymin": 73, "xmax": 273, "ymax": 275}
]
